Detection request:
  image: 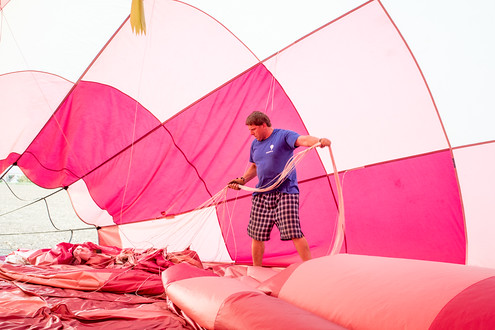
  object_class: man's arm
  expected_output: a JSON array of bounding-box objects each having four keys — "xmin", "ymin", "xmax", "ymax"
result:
[
  {"xmin": 228, "ymin": 163, "xmax": 257, "ymax": 190},
  {"xmin": 295, "ymin": 135, "xmax": 331, "ymax": 148}
]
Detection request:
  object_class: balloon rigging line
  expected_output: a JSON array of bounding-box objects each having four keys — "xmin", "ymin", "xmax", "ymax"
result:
[
  {"xmin": 326, "ymin": 144, "xmax": 345, "ymax": 255},
  {"xmin": 0, "ymin": 227, "xmax": 92, "ymax": 237},
  {"xmin": 331, "ymin": 169, "xmax": 349, "ymax": 253},
  {"xmin": 218, "ymin": 162, "xmax": 251, "ymax": 261},
  {"xmin": 264, "ymin": 51, "xmax": 280, "ymax": 115},
  {"xmin": 0, "ymin": 173, "xmax": 93, "ymax": 243},
  {"xmin": 0, "ymin": 186, "xmax": 65, "ymax": 218},
  {"xmin": 1, "ymin": 180, "xmax": 39, "ymax": 202},
  {"xmin": 116, "ymin": 197, "xmax": 222, "ymax": 255},
  {"xmin": 196, "ymin": 184, "xmax": 240, "ymax": 260},
  {"xmin": 119, "ymin": 13, "xmax": 153, "ymax": 229},
  {"xmin": 238, "ymin": 143, "xmax": 320, "ymax": 193},
  {"xmin": 194, "ymin": 142, "xmax": 346, "ymax": 259},
  {"xmin": 0, "ymin": 164, "xmax": 14, "ymax": 181},
  {"xmin": 119, "ymin": 104, "xmax": 140, "ymax": 226},
  {"xmin": 0, "ymin": 6, "xmax": 3, "ymax": 43},
  {"xmin": 119, "ymin": 1, "xmax": 157, "ymax": 234},
  {"xmin": 0, "ymin": 10, "xmax": 83, "ymax": 183},
  {"xmin": 121, "ymin": 184, "xmax": 236, "ymax": 261},
  {"xmin": 2, "ymin": 13, "xmax": 77, "ymax": 168}
]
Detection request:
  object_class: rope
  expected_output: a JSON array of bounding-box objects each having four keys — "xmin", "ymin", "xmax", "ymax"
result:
[
  {"xmin": 264, "ymin": 52, "xmax": 279, "ymax": 115},
  {"xmin": 0, "ymin": 227, "xmax": 92, "ymax": 236},
  {"xmin": 1, "ymin": 178, "xmax": 38, "ymax": 202},
  {"xmin": 237, "ymin": 142, "xmax": 320, "ymax": 193},
  {"xmin": 237, "ymin": 142, "xmax": 346, "ymax": 255},
  {"xmin": 192, "ymin": 142, "xmax": 346, "ymax": 258},
  {"xmin": 327, "ymin": 143, "xmax": 345, "ymax": 255},
  {"xmin": 117, "ymin": 0, "xmax": 155, "ymax": 243},
  {"xmin": 0, "ymin": 164, "xmax": 14, "ymax": 181},
  {"xmin": 0, "ymin": 187, "xmax": 65, "ymax": 218},
  {"xmin": 0, "ymin": 175, "xmax": 93, "ymax": 243}
]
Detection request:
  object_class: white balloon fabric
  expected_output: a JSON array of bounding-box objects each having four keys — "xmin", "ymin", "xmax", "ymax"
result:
[{"xmin": 1, "ymin": 0, "xmax": 494, "ymax": 267}]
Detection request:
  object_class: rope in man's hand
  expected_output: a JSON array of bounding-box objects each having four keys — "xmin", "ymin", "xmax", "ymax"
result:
[{"xmin": 226, "ymin": 140, "xmax": 345, "ymax": 256}]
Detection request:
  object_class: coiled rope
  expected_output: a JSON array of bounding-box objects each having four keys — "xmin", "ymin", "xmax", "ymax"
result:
[
  {"xmin": 195, "ymin": 142, "xmax": 345, "ymax": 257},
  {"xmin": 239, "ymin": 142, "xmax": 345, "ymax": 255}
]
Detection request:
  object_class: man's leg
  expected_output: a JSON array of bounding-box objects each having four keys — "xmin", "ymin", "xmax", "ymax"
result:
[
  {"xmin": 252, "ymin": 239, "xmax": 265, "ymax": 266},
  {"xmin": 292, "ymin": 237, "xmax": 311, "ymax": 261}
]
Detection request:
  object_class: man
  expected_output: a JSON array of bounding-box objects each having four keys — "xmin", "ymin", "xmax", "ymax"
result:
[{"xmin": 228, "ymin": 111, "xmax": 331, "ymax": 266}]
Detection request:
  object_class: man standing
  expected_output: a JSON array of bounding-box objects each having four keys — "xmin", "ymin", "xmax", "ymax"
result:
[{"xmin": 228, "ymin": 111, "xmax": 331, "ymax": 266}]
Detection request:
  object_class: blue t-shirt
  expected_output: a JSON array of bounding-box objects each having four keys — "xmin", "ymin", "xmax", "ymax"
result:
[{"xmin": 249, "ymin": 129, "xmax": 300, "ymax": 194}]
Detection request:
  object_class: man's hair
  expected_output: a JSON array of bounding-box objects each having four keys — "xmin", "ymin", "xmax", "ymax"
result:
[{"xmin": 245, "ymin": 111, "xmax": 272, "ymax": 127}]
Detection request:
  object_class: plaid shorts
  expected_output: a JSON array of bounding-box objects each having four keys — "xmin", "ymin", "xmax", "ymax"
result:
[{"xmin": 247, "ymin": 192, "xmax": 304, "ymax": 241}]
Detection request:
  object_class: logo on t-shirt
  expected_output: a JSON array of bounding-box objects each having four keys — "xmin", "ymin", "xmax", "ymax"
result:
[{"xmin": 266, "ymin": 144, "xmax": 274, "ymax": 154}]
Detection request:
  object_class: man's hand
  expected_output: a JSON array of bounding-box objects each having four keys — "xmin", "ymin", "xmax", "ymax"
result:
[
  {"xmin": 228, "ymin": 177, "xmax": 245, "ymax": 190},
  {"xmin": 318, "ymin": 138, "xmax": 331, "ymax": 148}
]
